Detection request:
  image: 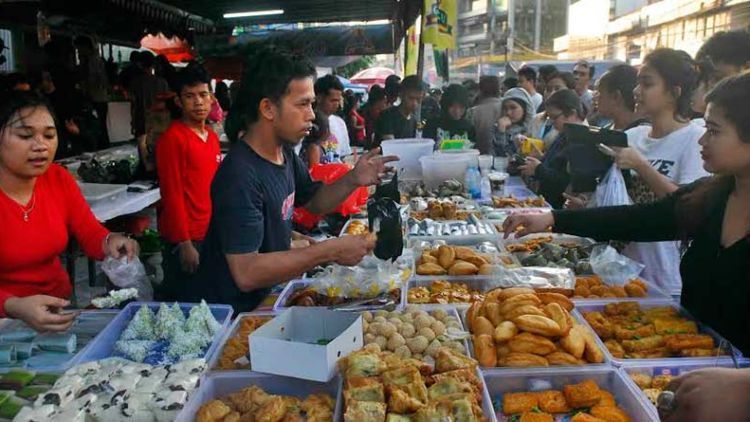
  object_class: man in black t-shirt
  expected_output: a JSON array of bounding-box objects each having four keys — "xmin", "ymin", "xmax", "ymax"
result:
[
  {"xmin": 186, "ymin": 47, "xmax": 398, "ymax": 312},
  {"xmin": 373, "ymin": 75, "xmax": 426, "ymax": 147}
]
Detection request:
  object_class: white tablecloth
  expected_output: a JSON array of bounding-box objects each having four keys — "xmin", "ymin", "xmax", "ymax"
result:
[{"xmin": 90, "ymin": 188, "xmax": 160, "ymax": 222}]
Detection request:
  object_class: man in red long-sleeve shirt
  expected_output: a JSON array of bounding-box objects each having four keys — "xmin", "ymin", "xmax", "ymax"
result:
[{"xmin": 155, "ymin": 64, "xmax": 221, "ymax": 300}]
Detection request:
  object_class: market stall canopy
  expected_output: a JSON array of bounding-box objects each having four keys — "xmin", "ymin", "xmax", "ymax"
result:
[
  {"xmin": 350, "ymin": 66, "xmax": 396, "ymax": 88},
  {"xmin": 0, "ymin": 0, "xmax": 214, "ymax": 46},
  {"xmin": 162, "ymin": 0, "xmax": 414, "ymax": 27}
]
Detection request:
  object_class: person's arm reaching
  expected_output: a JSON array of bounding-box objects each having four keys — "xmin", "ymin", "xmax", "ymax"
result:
[
  {"xmin": 303, "ymin": 148, "xmax": 398, "ymax": 215},
  {"xmin": 600, "ymin": 144, "xmax": 678, "ymax": 198},
  {"xmin": 502, "ymin": 191, "xmax": 680, "ymax": 242},
  {"xmin": 226, "ymin": 235, "xmax": 374, "ymax": 291}
]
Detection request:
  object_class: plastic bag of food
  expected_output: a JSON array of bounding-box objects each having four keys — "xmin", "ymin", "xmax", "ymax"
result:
[
  {"xmin": 589, "ymin": 244, "xmax": 644, "ymax": 284},
  {"xmin": 593, "ymin": 164, "xmax": 632, "ymax": 207},
  {"xmin": 101, "ymin": 256, "xmax": 153, "ymax": 301},
  {"xmin": 308, "ymin": 255, "xmax": 411, "ymax": 298},
  {"xmin": 484, "ymin": 266, "xmax": 576, "ymax": 289}
]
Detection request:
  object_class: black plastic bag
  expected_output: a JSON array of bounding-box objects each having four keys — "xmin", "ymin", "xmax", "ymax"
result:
[
  {"xmin": 367, "ymin": 198, "xmax": 403, "ymax": 262},
  {"xmin": 373, "ymin": 172, "xmax": 400, "ymax": 203}
]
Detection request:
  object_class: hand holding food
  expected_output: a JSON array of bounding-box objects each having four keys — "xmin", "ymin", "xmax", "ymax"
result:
[
  {"xmin": 328, "ymin": 234, "xmax": 376, "ymax": 266},
  {"xmin": 503, "ymin": 213, "xmax": 555, "ymax": 238}
]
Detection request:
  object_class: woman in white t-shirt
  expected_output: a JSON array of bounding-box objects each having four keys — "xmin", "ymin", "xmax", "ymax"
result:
[{"xmin": 604, "ymin": 48, "xmax": 709, "ymax": 296}]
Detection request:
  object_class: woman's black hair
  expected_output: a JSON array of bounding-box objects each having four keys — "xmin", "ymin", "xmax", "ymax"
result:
[
  {"xmin": 548, "ymin": 71, "xmax": 576, "ymax": 89},
  {"xmin": 597, "ymin": 64, "xmax": 638, "ymax": 112},
  {"xmin": 224, "ymin": 45, "xmax": 316, "ymax": 142},
  {"xmin": 0, "ymin": 91, "xmax": 58, "ymax": 136},
  {"xmin": 642, "ymin": 48, "xmax": 698, "ymax": 120},
  {"xmin": 677, "ymin": 72, "xmax": 750, "ymax": 236},
  {"xmin": 545, "ymin": 89, "xmax": 584, "ymax": 119},
  {"xmin": 440, "ymin": 83, "xmax": 469, "ymax": 113}
]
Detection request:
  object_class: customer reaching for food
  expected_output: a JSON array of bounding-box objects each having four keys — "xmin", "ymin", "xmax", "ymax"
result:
[
  {"xmin": 189, "ymin": 46, "xmax": 398, "ymax": 313},
  {"xmin": 502, "ymin": 72, "xmax": 750, "ymax": 356},
  {"xmin": 0, "ymin": 92, "xmax": 139, "ymax": 332}
]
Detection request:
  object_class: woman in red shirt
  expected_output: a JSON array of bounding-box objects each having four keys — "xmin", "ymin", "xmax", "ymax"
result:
[
  {"xmin": 0, "ymin": 92, "xmax": 138, "ymax": 332},
  {"xmin": 345, "ymin": 94, "xmax": 366, "ymax": 146}
]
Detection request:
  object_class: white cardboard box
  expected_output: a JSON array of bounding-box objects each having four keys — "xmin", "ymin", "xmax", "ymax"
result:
[{"xmin": 249, "ymin": 308, "xmax": 363, "ymax": 382}]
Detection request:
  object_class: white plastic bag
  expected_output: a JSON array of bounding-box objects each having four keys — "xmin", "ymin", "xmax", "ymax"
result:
[
  {"xmin": 593, "ymin": 164, "xmax": 632, "ymax": 207},
  {"xmin": 101, "ymin": 256, "xmax": 153, "ymax": 301},
  {"xmin": 590, "ymin": 244, "xmax": 645, "ymax": 284}
]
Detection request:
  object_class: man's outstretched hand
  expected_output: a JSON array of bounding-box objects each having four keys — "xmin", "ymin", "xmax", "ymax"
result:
[{"xmin": 350, "ymin": 147, "xmax": 399, "ymax": 187}]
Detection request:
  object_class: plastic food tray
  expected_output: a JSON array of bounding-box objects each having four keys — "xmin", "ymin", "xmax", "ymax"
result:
[
  {"xmin": 576, "ymin": 300, "xmax": 742, "ymax": 367},
  {"xmin": 408, "ymin": 219, "xmax": 499, "ymax": 244},
  {"xmin": 462, "ymin": 308, "xmax": 612, "ymax": 370},
  {"xmin": 174, "ymin": 372, "xmax": 341, "ymax": 422},
  {"xmin": 483, "ymin": 366, "xmax": 658, "ymax": 421},
  {"xmin": 411, "ymin": 239, "xmax": 521, "ymax": 282},
  {"xmin": 406, "ymin": 276, "xmax": 501, "ymax": 310},
  {"xmin": 0, "ymin": 309, "xmax": 119, "ymax": 372},
  {"xmin": 208, "ymin": 311, "xmax": 277, "ymax": 372},
  {"xmin": 273, "ymin": 279, "xmax": 405, "ymax": 313},
  {"xmin": 77, "ymin": 301, "xmax": 233, "ymax": 365},
  {"xmin": 619, "ymin": 359, "xmax": 750, "ymax": 416}
]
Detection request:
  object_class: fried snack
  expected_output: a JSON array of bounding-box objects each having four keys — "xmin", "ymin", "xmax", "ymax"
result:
[
  {"xmin": 642, "ymin": 388, "xmax": 661, "ymax": 405},
  {"xmin": 472, "ymin": 316, "xmax": 495, "ymax": 337},
  {"xmin": 560, "ymin": 325, "xmax": 587, "ymax": 359},
  {"xmin": 344, "ymin": 400, "xmax": 387, "ymax": 422},
  {"xmin": 344, "ymin": 377, "xmax": 385, "ymax": 404},
  {"xmin": 571, "ymin": 414, "xmax": 607, "ymax": 422},
  {"xmin": 417, "ymin": 263, "xmax": 448, "ymax": 276},
  {"xmin": 504, "ymin": 304, "xmax": 548, "ymax": 321},
  {"xmin": 563, "ymin": 380, "xmax": 602, "ymax": 408},
  {"xmin": 507, "ymin": 332, "xmax": 556, "ymax": 355},
  {"xmin": 519, "ymin": 412, "xmax": 554, "ymax": 422},
  {"xmin": 345, "ymin": 220, "xmax": 369, "ymax": 235},
  {"xmin": 583, "ymin": 312, "xmax": 613, "ymax": 340},
  {"xmin": 493, "ymin": 321, "xmax": 518, "ymax": 343},
  {"xmin": 504, "ymin": 352, "xmax": 549, "ymax": 367},
  {"xmin": 339, "ymin": 349, "xmax": 387, "ymax": 378},
  {"xmin": 614, "ymin": 325, "xmax": 656, "ymax": 341},
  {"xmin": 604, "ymin": 339, "xmax": 626, "ymax": 359},
  {"xmin": 546, "ymin": 351, "xmax": 583, "ymax": 365},
  {"xmin": 216, "ymin": 315, "xmax": 273, "ymax": 370},
  {"xmin": 302, "ymin": 394, "xmax": 335, "ymax": 422},
  {"xmin": 492, "ymin": 195, "xmax": 548, "ymax": 209},
  {"xmin": 623, "ymin": 281, "xmax": 646, "ymax": 297},
  {"xmin": 664, "ymin": 334, "xmax": 715, "ymax": 352},
  {"xmin": 448, "ymin": 260, "xmax": 479, "ymax": 276},
  {"xmin": 484, "ymin": 302, "xmax": 502, "ymax": 326},
  {"xmin": 535, "ymin": 287, "xmax": 575, "ymax": 297},
  {"xmin": 473, "ymin": 334, "xmax": 497, "ymax": 367},
  {"xmin": 582, "ymin": 328, "xmax": 605, "ymax": 363},
  {"xmin": 421, "ymin": 253, "xmax": 438, "ymax": 264},
  {"xmin": 408, "ymin": 281, "xmax": 484, "ymax": 305},
  {"xmin": 386, "ymin": 385, "xmax": 427, "ymax": 414},
  {"xmin": 197, "ymin": 400, "xmax": 233, "ymax": 422},
  {"xmin": 544, "ymin": 303, "xmax": 572, "ymax": 336},
  {"xmin": 512, "ymin": 315, "xmax": 561, "ymax": 337},
  {"xmin": 621, "ymin": 335, "xmax": 665, "ymax": 352},
  {"xmin": 603, "ymin": 302, "xmax": 641, "ymax": 317},
  {"xmin": 596, "ymin": 390, "xmax": 617, "ymax": 407},
  {"xmin": 437, "ymin": 246, "xmax": 456, "ymax": 269},
  {"xmin": 680, "ymin": 348, "xmax": 718, "ymax": 357},
  {"xmin": 537, "ymin": 292, "xmax": 574, "ymax": 311},
  {"xmin": 501, "ymin": 293, "xmax": 542, "ymax": 308},
  {"xmin": 590, "ymin": 405, "xmax": 632, "ymax": 422},
  {"xmin": 497, "ymin": 287, "xmax": 536, "ymax": 301},
  {"xmin": 466, "ymin": 302, "xmax": 482, "ymax": 332},
  {"xmin": 629, "ymin": 373, "xmax": 652, "ymax": 389},
  {"xmin": 628, "ymin": 348, "xmax": 672, "ymax": 359},
  {"xmin": 537, "ymin": 390, "xmax": 571, "ymax": 413},
  {"xmin": 651, "ymin": 375, "xmax": 674, "ymax": 390},
  {"xmin": 653, "ymin": 318, "xmax": 698, "ymax": 335},
  {"xmin": 479, "ymin": 264, "xmax": 496, "ymax": 275},
  {"xmin": 502, "ymin": 392, "xmax": 539, "ymax": 415},
  {"xmin": 435, "ymin": 348, "xmax": 478, "ymax": 373}
]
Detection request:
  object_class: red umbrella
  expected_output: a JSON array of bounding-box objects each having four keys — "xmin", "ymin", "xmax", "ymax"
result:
[
  {"xmin": 140, "ymin": 33, "xmax": 194, "ymax": 63},
  {"xmin": 350, "ymin": 67, "xmax": 396, "ymax": 89}
]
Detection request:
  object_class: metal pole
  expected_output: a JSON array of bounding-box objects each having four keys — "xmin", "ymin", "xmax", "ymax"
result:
[
  {"xmin": 489, "ymin": 0, "xmax": 496, "ymax": 57},
  {"xmin": 534, "ymin": 0, "xmax": 542, "ymax": 52},
  {"xmin": 507, "ymin": 0, "xmax": 514, "ymax": 62}
]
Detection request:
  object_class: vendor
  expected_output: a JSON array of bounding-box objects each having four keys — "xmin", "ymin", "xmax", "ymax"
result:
[
  {"xmin": 0, "ymin": 92, "xmax": 139, "ymax": 331},
  {"xmin": 187, "ymin": 47, "xmax": 398, "ymax": 313},
  {"xmin": 372, "ymin": 75, "xmax": 425, "ymax": 147},
  {"xmin": 422, "ymin": 83, "xmax": 475, "ymax": 148},
  {"xmin": 502, "ymin": 72, "xmax": 750, "ymax": 355}
]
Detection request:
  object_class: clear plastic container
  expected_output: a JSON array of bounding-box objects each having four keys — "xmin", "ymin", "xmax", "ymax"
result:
[
  {"xmin": 576, "ymin": 300, "xmax": 743, "ymax": 367},
  {"xmin": 571, "ymin": 278, "xmax": 671, "ymax": 304},
  {"xmin": 420, "ymin": 154, "xmax": 473, "ymax": 190},
  {"xmin": 208, "ymin": 311, "xmax": 277, "ymax": 372},
  {"xmin": 483, "ymin": 366, "xmax": 658, "ymax": 421},
  {"xmin": 77, "ymin": 302, "xmax": 233, "ymax": 365},
  {"xmin": 619, "ymin": 359, "xmax": 750, "ymax": 417},
  {"xmin": 410, "ymin": 238, "xmax": 521, "ymax": 283},
  {"xmin": 462, "ymin": 308, "xmax": 611, "ymax": 370},
  {"xmin": 174, "ymin": 372, "xmax": 341, "ymax": 422},
  {"xmin": 273, "ymin": 279, "xmax": 405, "ymax": 313},
  {"xmin": 381, "ymin": 138, "xmax": 435, "ymax": 180}
]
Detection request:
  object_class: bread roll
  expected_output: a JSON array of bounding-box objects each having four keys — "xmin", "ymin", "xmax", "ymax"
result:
[
  {"xmin": 438, "ymin": 245, "xmax": 456, "ymax": 269},
  {"xmin": 560, "ymin": 325, "xmax": 586, "ymax": 358},
  {"xmin": 474, "ymin": 334, "xmax": 497, "ymax": 367},
  {"xmin": 537, "ymin": 292, "xmax": 574, "ymax": 311},
  {"xmin": 473, "ymin": 316, "xmax": 494, "ymax": 337},
  {"xmin": 503, "ymin": 352, "xmax": 549, "ymax": 367},
  {"xmin": 508, "ymin": 332, "xmax": 556, "ymax": 355},
  {"xmin": 493, "ymin": 321, "xmax": 518, "ymax": 343},
  {"xmin": 512, "ymin": 315, "xmax": 561, "ymax": 337}
]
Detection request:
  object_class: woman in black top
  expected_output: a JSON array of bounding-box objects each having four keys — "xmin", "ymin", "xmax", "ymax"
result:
[
  {"xmin": 504, "ymin": 73, "xmax": 750, "ymax": 422},
  {"xmin": 504, "ymin": 73, "xmax": 750, "ymax": 356},
  {"xmin": 423, "ymin": 84, "xmax": 475, "ymax": 147}
]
